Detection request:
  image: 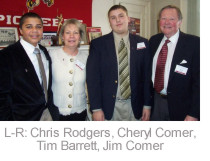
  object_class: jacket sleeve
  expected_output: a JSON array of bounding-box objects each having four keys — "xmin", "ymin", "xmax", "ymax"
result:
[
  {"xmin": 0, "ymin": 51, "xmax": 13, "ymax": 120},
  {"xmin": 86, "ymin": 40, "xmax": 103, "ymax": 111},
  {"xmin": 143, "ymin": 39, "xmax": 152, "ymax": 106},
  {"xmin": 189, "ymin": 36, "xmax": 200, "ymax": 119}
]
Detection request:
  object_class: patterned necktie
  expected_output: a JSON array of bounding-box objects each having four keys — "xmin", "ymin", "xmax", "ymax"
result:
[
  {"xmin": 118, "ymin": 38, "xmax": 131, "ymax": 99},
  {"xmin": 154, "ymin": 39, "xmax": 170, "ymax": 93},
  {"xmin": 34, "ymin": 48, "xmax": 48, "ymax": 102}
]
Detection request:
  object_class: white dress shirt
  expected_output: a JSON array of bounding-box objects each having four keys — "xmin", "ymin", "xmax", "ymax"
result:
[
  {"xmin": 49, "ymin": 48, "xmax": 88, "ymax": 115},
  {"xmin": 152, "ymin": 30, "xmax": 180, "ymax": 95},
  {"xmin": 20, "ymin": 38, "xmax": 49, "ymax": 87}
]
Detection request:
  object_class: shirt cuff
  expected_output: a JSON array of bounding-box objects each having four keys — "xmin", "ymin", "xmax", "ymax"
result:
[
  {"xmin": 143, "ymin": 105, "xmax": 151, "ymax": 110},
  {"xmin": 92, "ymin": 109, "xmax": 102, "ymax": 112}
]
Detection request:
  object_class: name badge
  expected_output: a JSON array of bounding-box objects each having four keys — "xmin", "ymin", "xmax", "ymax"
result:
[
  {"xmin": 75, "ymin": 60, "xmax": 85, "ymax": 70},
  {"xmin": 175, "ymin": 65, "xmax": 188, "ymax": 75},
  {"xmin": 137, "ymin": 42, "xmax": 146, "ymax": 50}
]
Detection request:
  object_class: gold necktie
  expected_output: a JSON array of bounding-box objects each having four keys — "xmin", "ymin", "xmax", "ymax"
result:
[{"xmin": 118, "ymin": 38, "xmax": 131, "ymax": 99}]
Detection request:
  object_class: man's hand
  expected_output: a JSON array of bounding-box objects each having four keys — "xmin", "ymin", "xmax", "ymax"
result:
[
  {"xmin": 141, "ymin": 108, "xmax": 151, "ymax": 121},
  {"xmin": 184, "ymin": 115, "xmax": 198, "ymax": 121},
  {"xmin": 92, "ymin": 110, "xmax": 105, "ymax": 121}
]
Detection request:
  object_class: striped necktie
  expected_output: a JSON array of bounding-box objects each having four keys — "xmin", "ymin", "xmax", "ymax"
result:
[
  {"xmin": 154, "ymin": 39, "xmax": 170, "ymax": 93},
  {"xmin": 118, "ymin": 38, "xmax": 131, "ymax": 99}
]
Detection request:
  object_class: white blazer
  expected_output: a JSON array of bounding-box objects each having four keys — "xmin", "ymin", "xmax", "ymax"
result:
[{"xmin": 49, "ymin": 48, "xmax": 88, "ymax": 115}]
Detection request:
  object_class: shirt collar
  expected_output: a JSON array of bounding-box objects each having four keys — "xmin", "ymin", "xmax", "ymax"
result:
[
  {"xmin": 20, "ymin": 38, "xmax": 40, "ymax": 53},
  {"xmin": 113, "ymin": 31, "xmax": 129, "ymax": 44},
  {"xmin": 163, "ymin": 30, "xmax": 180, "ymax": 44}
]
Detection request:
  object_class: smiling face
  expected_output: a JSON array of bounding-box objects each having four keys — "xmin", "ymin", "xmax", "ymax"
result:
[
  {"xmin": 159, "ymin": 8, "xmax": 182, "ymax": 38},
  {"xmin": 19, "ymin": 17, "xmax": 43, "ymax": 47},
  {"xmin": 108, "ymin": 8, "xmax": 130, "ymax": 36},
  {"xmin": 62, "ymin": 24, "xmax": 80, "ymax": 49}
]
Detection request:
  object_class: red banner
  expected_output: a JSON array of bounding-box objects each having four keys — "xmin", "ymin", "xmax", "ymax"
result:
[{"xmin": 0, "ymin": 0, "xmax": 92, "ymax": 32}]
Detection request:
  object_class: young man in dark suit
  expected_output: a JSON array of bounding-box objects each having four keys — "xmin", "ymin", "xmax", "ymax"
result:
[
  {"xmin": 150, "ymin": 5, "xmax": 200, "ymax": 121},
  {"xmin": 87, "ymin": 5, "xmax": 151, "ymax": 121},
  {"xmin": 0, "ymin": 12, "xmax": 59, "ymax": 121}
]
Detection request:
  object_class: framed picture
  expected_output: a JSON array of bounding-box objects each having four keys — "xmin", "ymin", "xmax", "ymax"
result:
[
  {"xmin": 86, "ymin": 27, "xmax": 102, "ymax": 43},
  {"xmin": 0, "ymin": 27, "xmax": 19, "ymax": 48},
  {"xmin": 128, "ymin": 17, "xmax": 140, "ymax": 35},
  {"xmin": 40, "ymin": 32, "xmax": 57, "ymax": 47},
  {"xmin": 81, "ymin": 23, "xmax": 88, "ymax": 45}
]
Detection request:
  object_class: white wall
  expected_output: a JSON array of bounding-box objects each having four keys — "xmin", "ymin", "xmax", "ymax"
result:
[
  {"xmin": 92, "ymin": 0, "xmax": 200, "ymax": 38},
  {"xmin": 115, "ymin": 0, "xmax": 151, "ymax": 39},
  {"xmin": 92, "ymin": 0, "xmax": 151, "ymax": 37},
  {"xmin": 187, "ymin": 0, "xmax": 200, "ymax": 36},
  {"xmin": 92, "ymin": 0, "xmax": 114, "ymax": 35},
  {"xmin": 150, "ymin": 0, "xmax": 182, "ymax": 36}
]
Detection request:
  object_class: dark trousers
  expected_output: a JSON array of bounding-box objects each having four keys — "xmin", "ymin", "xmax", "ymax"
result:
[
  {"xmin": 151, "ymin": 92, "xmax": 170, "ymax": 121},
  {"xmin": 59, "ymin": 110, "xmax": 87, "ymax": 121}
]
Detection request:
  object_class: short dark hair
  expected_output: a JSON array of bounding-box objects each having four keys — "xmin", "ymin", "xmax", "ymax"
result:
[
  {"xmin": 108, "ymin": 4, "xmax": 128, "ymax": 17},
  {"xmin": 159, "ymin": 5, "xmax": 183, "ymax": 20},
  {"xmin": 19, "ymin": 12, "xmax": 43, "ymax": 29}
]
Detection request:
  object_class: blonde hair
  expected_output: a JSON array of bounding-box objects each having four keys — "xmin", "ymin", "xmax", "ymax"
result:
[{"xmin": 59, "ymin": 19, "xmax": 83, "ymax": 46}]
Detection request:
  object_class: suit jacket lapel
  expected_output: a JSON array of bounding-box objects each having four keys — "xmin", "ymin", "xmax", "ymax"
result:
[
  {"xmin": 129, "ymin": 34, "xmax": 136, "ymax": 79},
  {"xmin": 151, "ymin": 34, "xmax": 164, "ymax": 58},
  {"xmin": 39, "ymin": 45, "xmax": 51, "ymax": 90},
  {"xmin": 16, "ymin": 41, "xmax": 43, "ymax": 92},
  {"xmin": 168, "ymin": 32, "xmax": 186, "ymax": 83},
  {"xmin": 105, "ymin": 32, "xmax": 118, "ymax": 73}
]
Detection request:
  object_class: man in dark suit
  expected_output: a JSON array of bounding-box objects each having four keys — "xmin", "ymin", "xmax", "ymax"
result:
[
  {"xmin": 150, "ymin": 5, "xmax": 200, "ymax": 121},
  {"xmin": 86, "ymin": 5, "xmax": 151, "ymax": 121},
  {"xmin": 0, "ymin": 12, "xmax": 59, "ymax": 121}
]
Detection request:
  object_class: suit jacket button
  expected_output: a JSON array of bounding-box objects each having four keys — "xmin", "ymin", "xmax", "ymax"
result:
[
  {"xmin": 69, "ymin": 70, "xmax": 73, "ymax": 74},
  {"xmin": 115, "ymin": 80, "xmax": 117, "ymax": 84},
  {"xmin": 68, "ymin": 94, "xmax": 72, "ymax": 98},
  {"xmin": 68, "ymin": 104, "xmax": 72, "ymax": 108},
  {"xmin": 69, "ymin": 82, "xmax": 73, "ymax": 86},
  {"xmin": 70, "ymin": 58, "xmax": 74, "ymax": 62},
  {"xmin": 112, "ymin": 95, "xmax": 115, "ymax": 98}
]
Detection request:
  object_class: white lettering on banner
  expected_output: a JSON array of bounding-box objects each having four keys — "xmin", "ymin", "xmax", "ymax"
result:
[
  {"xmin": 13, "ymin": 16, "xmax": 21, "ymax": 25},
  {"xmin": 42, "ymin": 18, "xmax": 52, "ymax": 26},
  {"xmin": 0, "ymin": 15, "xmax": 5, "ymax": 21},
  {"xmin": 52, "ymin": 18, "xmax": 58, "ymax": 26},
  {"xmin": 0, "ymin": 14, "xmax": 76, "ymax": 28},
  {"xmin": 6, "ymin": 15, "xmax": 12, "ymax": 24}
]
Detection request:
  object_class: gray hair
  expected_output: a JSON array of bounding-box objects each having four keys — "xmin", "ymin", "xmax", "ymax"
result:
[{"xmin": 159, "ymin": 5, "xmax": 183, "ymax": 20}]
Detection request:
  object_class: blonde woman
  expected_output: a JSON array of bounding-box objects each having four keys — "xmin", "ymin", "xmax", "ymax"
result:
[{"xmin": 49, "ymin": 19, "xmax": 88, "ymax": 121}]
